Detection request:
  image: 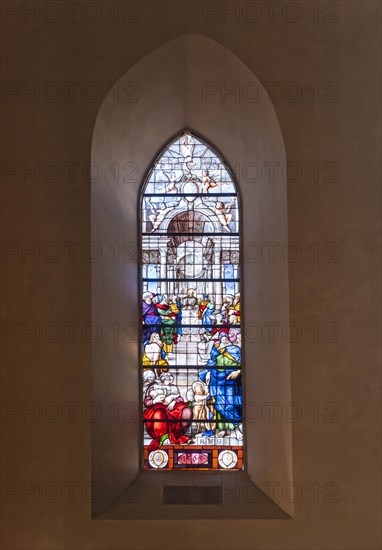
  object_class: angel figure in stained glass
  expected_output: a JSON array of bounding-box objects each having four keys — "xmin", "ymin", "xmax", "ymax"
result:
[
  {"xmin": 165, "ymin": 170, "xmax": 183, "ymax": 194},
  {"xmin": 201, "ymin": 170, "xmax": 218, "ymax": 192},
  {"xmin": 201, "ymin": 198, "xmax": 235, "ymax": 231},
  {"xmin": 147, "ymin": 200, "xmax": 179, "ymax": 232},
  {"xmin": 180, "ymin": 134, "xmax": 196, "ymax": 166}
]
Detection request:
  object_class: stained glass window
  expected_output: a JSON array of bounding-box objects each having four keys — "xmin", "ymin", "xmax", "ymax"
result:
[{"xmin": 141, "ymin": 132, "xmax": 243, "ymax": 470}]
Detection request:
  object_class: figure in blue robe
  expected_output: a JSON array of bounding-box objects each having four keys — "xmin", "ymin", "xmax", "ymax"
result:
[
  {"xmin": 142, "ymin": 297, "xmax": 162, "ymax": 343},
  {"xmin": 176, "ymin": 297, "xmax": 183, "ymax": 337},
  {"xmin": 199, "ymin": 338, "xmax": 242, "ymax": 431},
  {"xmin": 202, "ymin": 302, "xmax": 215, "ymax": 332}
]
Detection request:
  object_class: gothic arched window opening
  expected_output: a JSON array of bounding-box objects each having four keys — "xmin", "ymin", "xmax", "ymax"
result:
[{"xmin": 141, "ymin": 132, "xmax": 243, "ymax": 471}]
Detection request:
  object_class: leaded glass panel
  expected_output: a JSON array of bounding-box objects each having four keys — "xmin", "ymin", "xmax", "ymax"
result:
[{"xmin": 141, "ymin": 132, "xmax": 243, "ymax": 471}]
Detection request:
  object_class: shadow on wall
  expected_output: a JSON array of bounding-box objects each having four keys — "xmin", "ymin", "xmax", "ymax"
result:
[{"xmin": 91, "ymin": 33, "xmax": 292, "ymax": 519}]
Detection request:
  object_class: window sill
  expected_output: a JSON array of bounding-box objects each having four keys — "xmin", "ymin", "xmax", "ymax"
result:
[{"xmin": 95, "ymin": 471, "xmax": 291, "ymax": 520}]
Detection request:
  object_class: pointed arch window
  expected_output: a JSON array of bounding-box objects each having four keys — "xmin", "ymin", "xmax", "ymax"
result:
[{"xmin": 141, "ymin": 132, "xmax": 243, "ymax": 471}]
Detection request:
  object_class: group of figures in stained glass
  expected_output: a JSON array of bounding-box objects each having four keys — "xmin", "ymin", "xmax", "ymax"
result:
[{"xmin": 141, "ymin": 133, "xmax": 243, "ymax": 470}]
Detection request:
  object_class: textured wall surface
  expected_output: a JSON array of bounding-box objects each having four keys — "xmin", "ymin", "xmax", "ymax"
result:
[
  {"xmin": 1, "ymin": 1, "xmax": 381, "ymax": 549},
  {"xmin": 91, "ymin": 34, "xmax": 292, "ymax": 519}
]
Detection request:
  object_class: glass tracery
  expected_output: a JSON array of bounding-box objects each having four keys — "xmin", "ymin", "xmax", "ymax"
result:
[{"xmin": 141, "ymin": 132, "xmax": 243, "ymax": 470}]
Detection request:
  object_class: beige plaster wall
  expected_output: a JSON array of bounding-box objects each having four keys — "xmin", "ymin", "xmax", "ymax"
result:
[
  {"xmin": 91, "ymin": 33, "xmax": 292, "ymax": 518},
  {"xmin": 1, "ymin": 1, "xmax": 381, "ymax": 549}
]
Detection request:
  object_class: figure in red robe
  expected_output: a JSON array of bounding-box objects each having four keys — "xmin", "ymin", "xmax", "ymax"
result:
[{"xmin": 144, "ymin": 372, "xmax": 192, "ymax": 451}]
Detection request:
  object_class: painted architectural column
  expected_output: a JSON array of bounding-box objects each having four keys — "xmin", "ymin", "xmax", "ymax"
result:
[
  {"xmin": 213, "ymin": 251, "xmax": 222, "ymax": 309},
  {"xmin": 143, "ymin": 264, "xmax": 148, "ymax": 292},
  {"xmin": 159, "ymin": 247, "xmax": 167, "ymax": 296}
]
